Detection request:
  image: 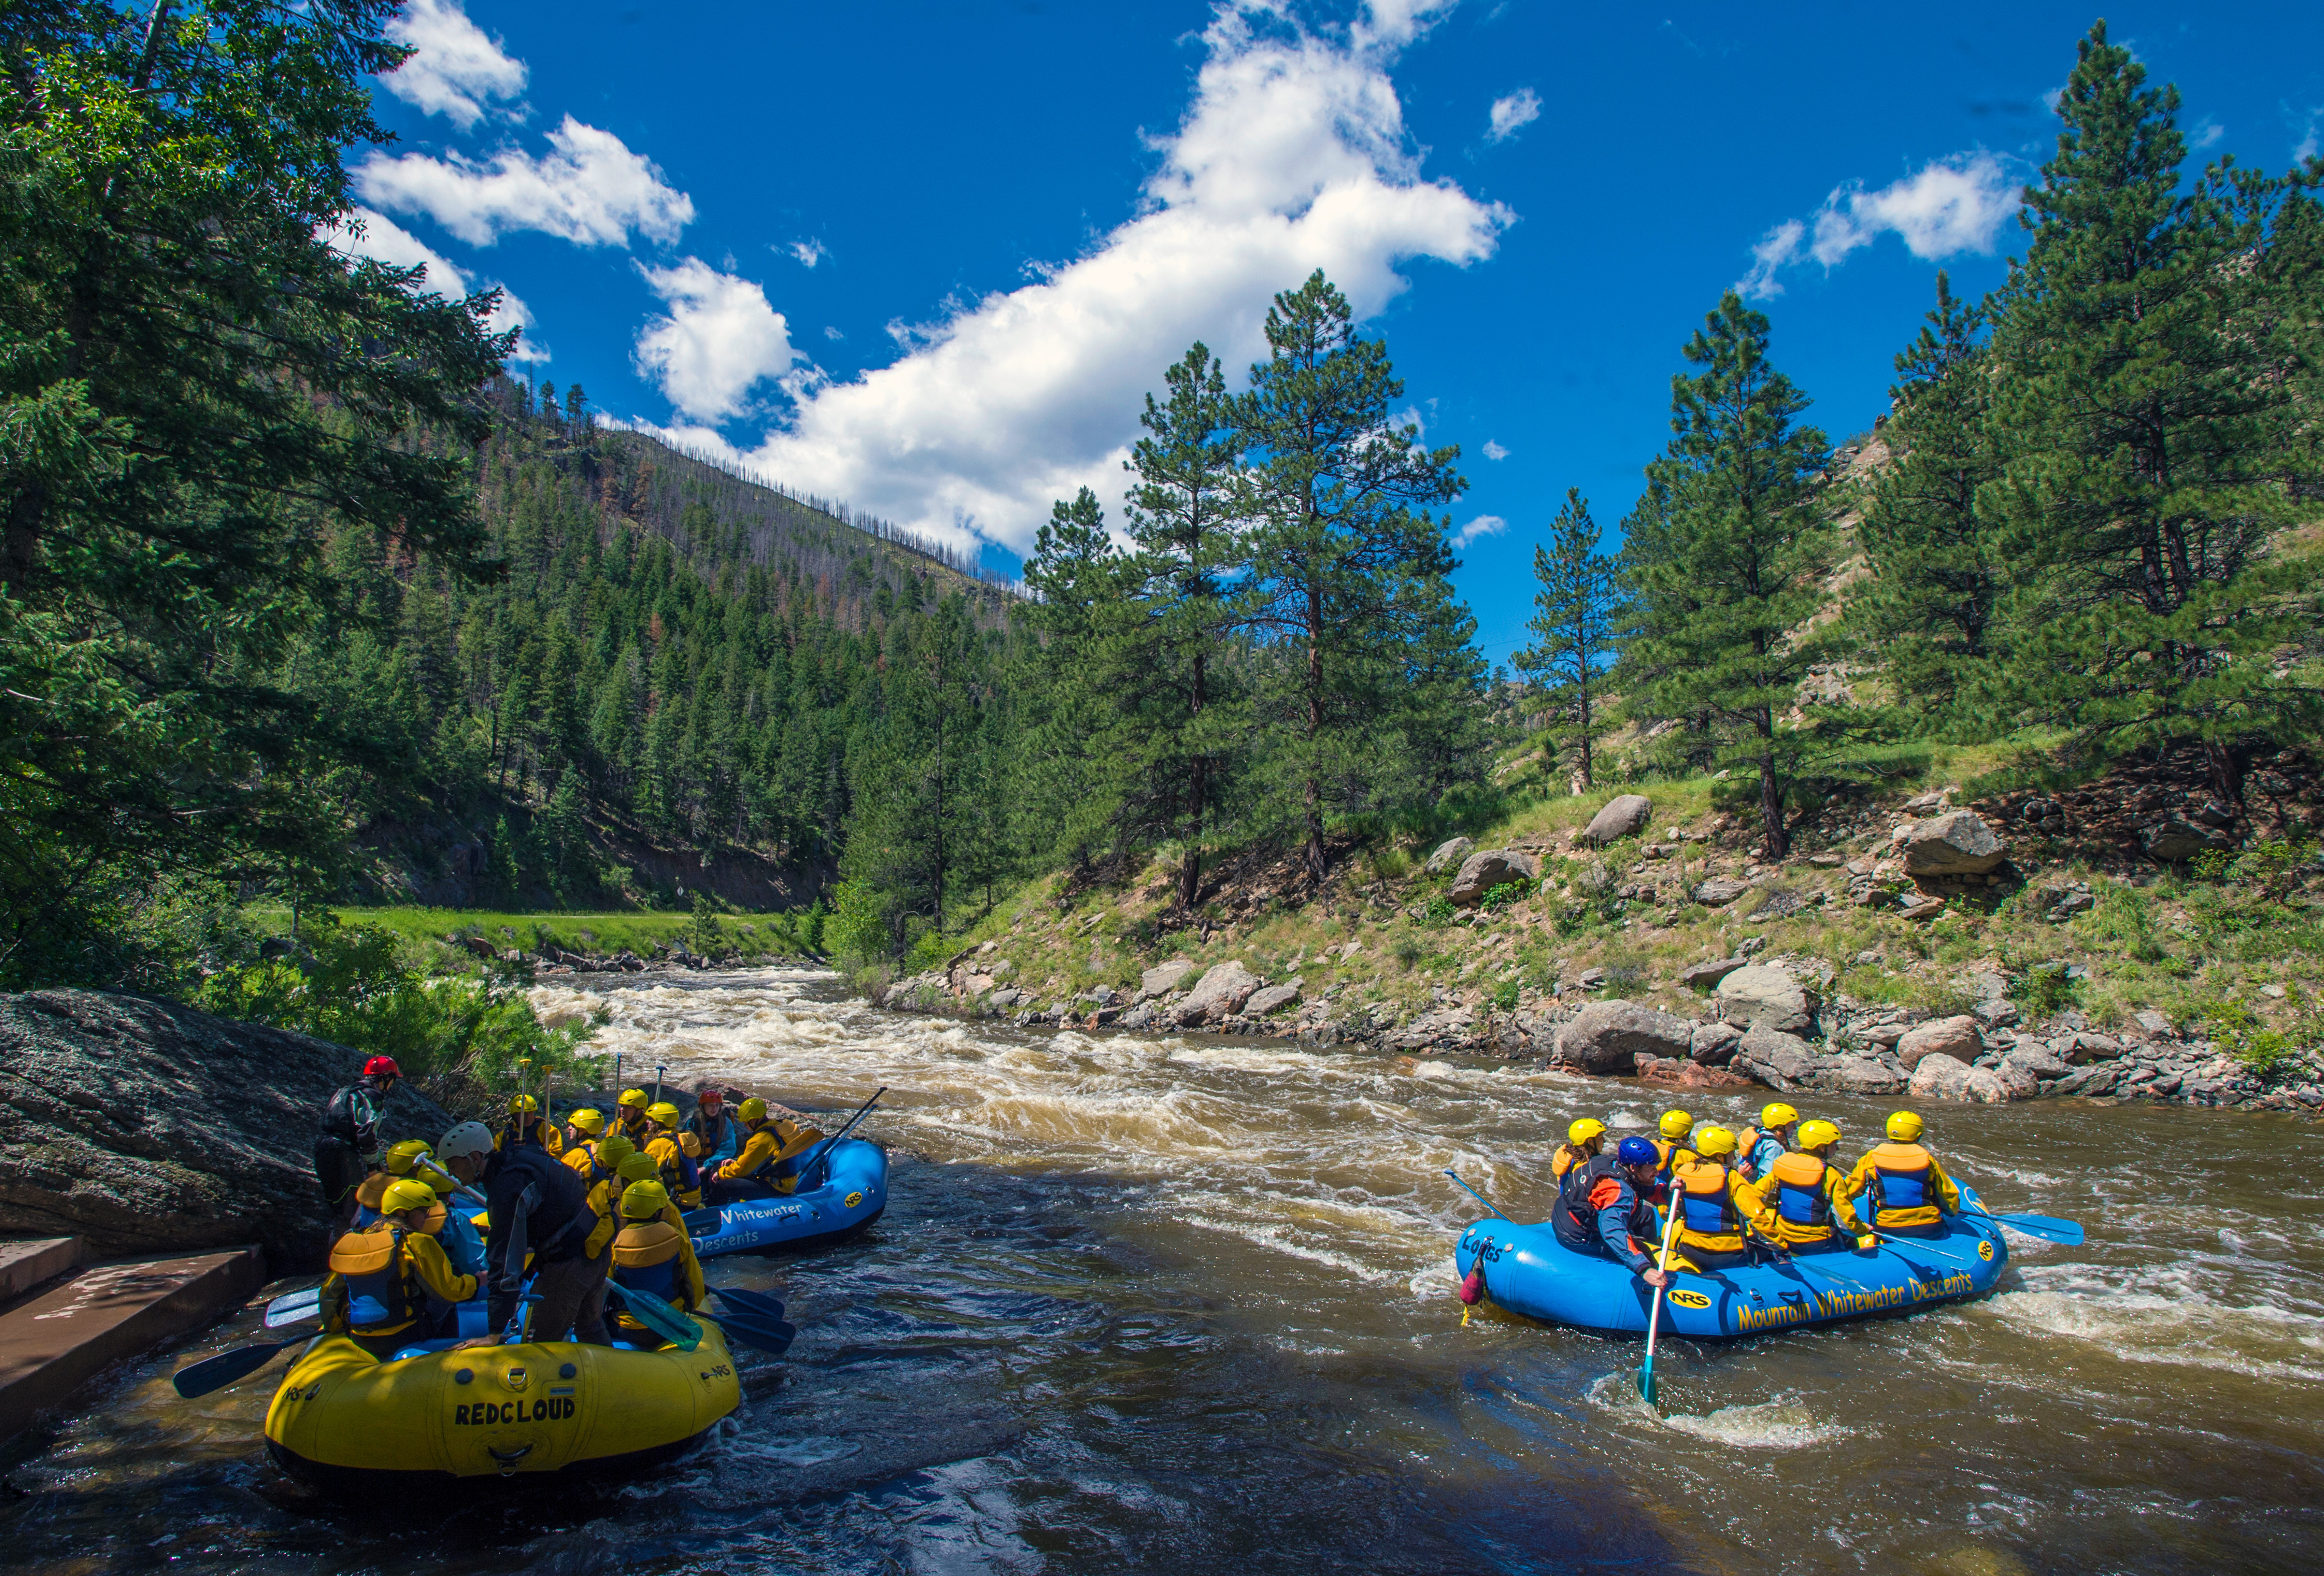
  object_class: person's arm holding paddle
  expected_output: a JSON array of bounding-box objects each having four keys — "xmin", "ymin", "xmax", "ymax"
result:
[{"xmin": 1601, "ymin": 1139, "xmax": 1671, "ymax": 1288}]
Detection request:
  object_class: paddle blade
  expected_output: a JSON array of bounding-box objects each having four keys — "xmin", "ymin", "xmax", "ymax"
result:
[
  {"xmin": 174, "ymin": 1338, "xmax": 299, "ymax": 1399},
  {"xmin": 711, "ymin": 1286, "xmax": 786, "ymax": 1322},
  {"xmin": 710, "ymin": 1313, "xmax": 797, "ymax": 1357},
  {"xmin": 263, "ymin": 1289, "xmax": 321, "ymax": 1330},
  {"xmin": 605, "ymin": 1282, "xmax": 703, "ymax": 1351},
  {"xmin": 1637, "ymin": 1362, "xmax": 1657, "ymax": 1409},
  {"xmin": 1989, "ymin": 1211, "xmax": 2084, "ymax": 1245}
]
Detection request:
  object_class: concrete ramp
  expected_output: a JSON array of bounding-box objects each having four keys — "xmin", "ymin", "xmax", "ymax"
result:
[{"xmin": 0, "ymin": 1241, "xmax": 264, "ymax": 1441}]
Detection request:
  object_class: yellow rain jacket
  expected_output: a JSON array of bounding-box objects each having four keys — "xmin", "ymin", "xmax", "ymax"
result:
[
  {"xmin": 1670, "ymin": 1159, "xmax": 1771, "ymax": 1257},
  {"xmin": 608, "ymin": 1219, "xmax": 707, "ymax": 1329},
  {"xmin": 646, "ymin": 1127, "xmax": 705, "ymax": 1208},
  {"xmin": 1758, "ymin": 1153, "xmax": 1869, "ymax": 1247},
  {"xmin": 322, "ymin": 1223, "xmax": 478, "ymax": 1339},
  {"xmin": 716, "ymin": 1116, "xmax": 825, "ymax": 1195}
]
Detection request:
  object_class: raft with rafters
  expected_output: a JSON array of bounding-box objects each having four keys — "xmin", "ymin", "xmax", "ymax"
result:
[
  {"xmin": 684, "ymin": 1138, "xmax": 887, "ymax": 1258},
  {"xmin": 1453, "ymin": 1187, "xmax": 2008, "ymax": 1339}
]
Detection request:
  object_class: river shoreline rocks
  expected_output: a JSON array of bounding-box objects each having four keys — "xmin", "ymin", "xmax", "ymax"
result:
[{"xmin": 869, "ymin": 947, "xmax": 2324, "ymax": 1116}]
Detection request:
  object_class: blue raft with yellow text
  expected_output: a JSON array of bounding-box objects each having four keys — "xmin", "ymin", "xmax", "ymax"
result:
[
  {"xmin": 684, "ymin": 1138, "xmax": 887, "ymax": 1258},
  {"xmin": 1452, "ymin": 1187, "xmax": 2008, "ymax": 1338}
]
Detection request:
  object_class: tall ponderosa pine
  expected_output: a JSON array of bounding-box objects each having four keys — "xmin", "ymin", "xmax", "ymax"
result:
[
  {"xmin": 1852, "ymin": 272, "xmax": 2012, "ymax": 716},
  {"xmin": 1013, "ymin": 488, "xmax": 1132, "ymax": 877},
  {"xmin": 0, "ymin": 0, "xmax": 509, "ymax": 980},
  {"xmin": 1628, "ymin": 292, "xmax": 1834, "ymax": 857},
  {"xmin": 1121, "ymin": 343, "xmax": 1248, "ymax": 908},
  {"xmin": 1985, "ymin": 21, "xmax": 2323, "ymax": 800},
  {"xmin": 1516, "ymin": 489, "xmax": 1624, "ymax": 790},
  {"xmin": 1237, "ymin": 272, "xmax": 1468, "ymax": 883}
]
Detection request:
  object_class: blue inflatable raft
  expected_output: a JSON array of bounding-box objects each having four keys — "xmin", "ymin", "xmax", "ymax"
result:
[
  {"xmin": 1453, "ymin": 1188, "xmax": 2007, "ymax": 1339},
  {"xmin": 685, "ymin": 1139, "xmax": 888, "ymax": 1258}
]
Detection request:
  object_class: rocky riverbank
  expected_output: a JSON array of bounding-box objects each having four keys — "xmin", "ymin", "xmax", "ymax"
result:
[
  {"xmin": 866, "ymin": 784, "xmax": 2324, "ymax": 1116},
  {"xmin": 0, "ymin": 990, "xmax": 452, "ymax": 1270}
]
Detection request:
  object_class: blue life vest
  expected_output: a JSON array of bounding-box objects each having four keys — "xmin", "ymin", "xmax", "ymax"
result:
[
  {"xmin": 1770, "ymin": 1154, "xmax": 1833, "ymax": 1225},
  {"xmin": 328, "ymin": 1225, "xmax": 420, "ymax": 1330},
  {"xmin": 613, "ymin": 1253, "xmax": 681, "ymax": 1303},
  {"xmin": 1873, "ymin": 1163, "xmax": 1930, "ymax": 1212}
]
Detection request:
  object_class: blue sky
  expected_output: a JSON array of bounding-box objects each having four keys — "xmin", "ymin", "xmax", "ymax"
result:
[{"xmin": 340, "ymin": 1, "xmax": 2324, "ymax": 669}]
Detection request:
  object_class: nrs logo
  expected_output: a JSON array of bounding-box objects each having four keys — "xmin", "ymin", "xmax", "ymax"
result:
[{"xmin": 1666, "ymin": 1289, "xmax": 1713, "ymax": 1310}]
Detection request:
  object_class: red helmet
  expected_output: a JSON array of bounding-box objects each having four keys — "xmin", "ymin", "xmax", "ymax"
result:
[{"xmin": 363, "ymin": 1055, "xmax": 402, "ymax": 1079}]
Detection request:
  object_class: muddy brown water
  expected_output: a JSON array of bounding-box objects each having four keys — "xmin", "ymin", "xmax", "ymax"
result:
[{"xmin": 3, "ymin": 968, "xmax": 2319, "ymax": 1574}]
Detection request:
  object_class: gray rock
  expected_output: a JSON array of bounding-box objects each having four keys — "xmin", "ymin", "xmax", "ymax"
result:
[
  {"xmin": 0, "ymin": 988, "xmax": 453, "ymax": 1271},
  {"xmin": 1903, "ymin": 810, "xmax": 2008, "ymax": 876},
  {"xmin": 2141, "ymin": 819, "xmax": 2232, "ymax": 862},
  {"xmin": 1907, "ymin": 1052, "xmax": 1975, "ymax": 1101},
  {"xmin": 1680, "ymin": 956, "xmax": 1747, "ymax": 990},
  {"xmin": 1172, "ymin": 960, "xmax": 1264, "ymax": 1026},
  {"xmin": 1715, "ymin": 964, "xmax": 1820, "ymax": 1036},
  {"xmin": 1895, "ymin": 1015, "xmax": 1983, "ymax": 1070},
  {"xmin": 1962, "ymin": 1066, "xmax": 2010, "ymax": 1104},
  {"xmin": 2131, "ymin": 1011, "xmax": 2173, "ymax": 1038},
  {"xmin": 1973, "ymin": 998, "xmax": 2021, "ymax": 1029},
  {"xmin": 1117, "ymin": 1003, "xmax": 1157, "ymax": 1030},
  {"xmin": 1581, "ymin": 794, "xmax": 1655, "ymax": 847},
  {"xmin": 1140, "ymin": 959, "xmax": 1196, "ymax": 999},
  {"xmin": 2004, "ymin": 1039, "xmax": 2070, "ymax": 1082},
  {"xmin": 1390, "ymin": 1004, "xmax": 1480, "ymax": 1051},
  {"xmin": 1693, "ymin": 877, "xmax": 1752, "ymax": 907},
  {"xmin": 1243, "ymin": 981, "xmax": 1303, "ymax": 1017},
  {"xmin": 1551, "ymin": 999, "xmax": 1695, "ymax": 1074},
  {"xmin": 1733, "ymin": 1029, "xmax": 1819, "ymax": 1091},
  {"xmin": 2054, "ymin": 1063, "xmax": 2121, "ymax": 1097},
  {"xmin": 1688, "ymin": 1020, "xmax": 1742, "ymax": 1066},
  {"xmin": 1449, "ymin": 849, "xmax": 1541, "ymax": 907},
  {"xmin": 1811, "ymin": 1055, "xmax": 1909, "ymax": 1096},
  {"xmin": 1423, "ymin": 837, "xmax": 1476, "ymax": 875},
  {"xmin": 2066, "ymin": 1032, "xmax": 2125, "ymax": 1064}
]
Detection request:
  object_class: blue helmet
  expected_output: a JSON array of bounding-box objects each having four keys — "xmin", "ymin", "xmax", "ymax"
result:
[{"xmin": 1615, "ymin": 1136, "xmax": 1658, "ymax": 1167}]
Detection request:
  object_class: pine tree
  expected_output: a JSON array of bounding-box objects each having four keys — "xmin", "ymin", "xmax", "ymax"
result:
[
  {"xmin": 1983, "ymin": 21, "xmax": 2323, "ymax": 801},
  {"xmin": 1851, "ymin": 272, "xmax": 2011, "ymax": 717},
  {"xmin": 1014, "ymin": 488, "xmax": 1132, "ymax": 875},
  {"xmin": 1121, "ymin": 342, "xmax": 1249, "ymax": 908},
  {"xmin": 1515, "ymin": 490, "xmax": 1624, "ymax": 790},
  {"xmin": 1628, "ymin": 292, "xmax": 1834, "ymax": 857},
  {"xmin": 1237, "ymin": 272, "xmax": 1467, "ymax": 884}
]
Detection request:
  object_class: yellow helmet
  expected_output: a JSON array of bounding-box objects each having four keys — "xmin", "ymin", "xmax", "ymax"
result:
[
  {"xmin": 1887, "ymin": 1110, "xmax": 1925, "ymax": 1142},
  {"xmin": 1693, "ymin": 1126, "xmax": 1737, "ymax": 1158},
  {"xmin": 617, "ymin": 1153, "xmax": 661, "ymax": 1186},
  {"xmin": 382, "ymin": 1178, "xmax": 438, "ymax": 1216},
  {"xmin": 620, "ymin": 1180, "xmax": 672, "ymax": 1221},
  {"xmin": 1760, "ymin": 1102, "xmax": 1799, "ymax": 1130},
  {"xmin": 1798, "ymin": 1119, "xmax": 1841, "ymax": 1151},
  {"xmin": 647, "ymin": 1100, "xmax": 682, "ymax": 1128},
  {"xmin": 568, "ymin": 1108, "xmax": 606, "ymax": 1137},
  {"xmin": 618, "ymin": 1088, "xmax": 650, "ymax": 1111},
  {"xmin": 509, "ymin": 1093, "xmax": 539, "ymax": 1115},
  {"xmin": 382, "ymin": 1139, "xmax": 432, "ymax": 1176},
  {"xmin": 596, "ymin": 1134, "xmax": 636, "ymax": 1168},
  {"xmin": 1567, "ymin": 1117, "xmax": 1607, "ymax": 1146},
  {"xmin": 1657, "ymin": 1109, "xmax": 1694, "ymax": 1140},
  {"xmin": 739, "ymin": 1097, "xmax": 769, "ymax": 1124}
]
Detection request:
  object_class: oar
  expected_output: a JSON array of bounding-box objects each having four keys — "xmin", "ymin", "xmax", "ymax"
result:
[
  {"xmin": 794, "ymin": 1086, "xmax": 887, "ymax": 1190},
  {"xmin": 712, "ymin": 1312, "xmax": 798, "ymax": 1356},
  {"xmin": 1637, "ymin": 1202, "xmax": 1685, "ymax": 1410},
  {"xmin": 603, "ymin": 1281, "xmax": 702, "ymax": 1351},
  {"xmin": 654, "ymin": 1063, "xmax": 665, "ymax": 1105},
  {"xmin": 173, "ymin": 1335, "xmax": 310, "ymax": 1398},
  {"xmin": 710, "ymin": 1286, "xmax": 796, "ymax": 1335},
  {"xmin": 1442, "ymin": 1169, "xmax": 1503, "ymax": 1218},
  {"xmin": 263, "ymin": 1286, "xmax": 323, "ymax": 1329},
  {"xmin": 1967, "ymin": 1207, "xmax": 2083, "ymax": 1245}
]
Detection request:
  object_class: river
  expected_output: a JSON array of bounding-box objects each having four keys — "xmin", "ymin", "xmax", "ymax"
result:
[{"xmin": 5, "ymin": 967, "xmax": 2320, "ymax": 1574}]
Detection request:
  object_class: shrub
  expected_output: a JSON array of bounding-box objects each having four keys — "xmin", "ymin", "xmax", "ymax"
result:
[
  {"xmin": 1420, "ymin": 895, "xmax": 1456, "ymax": 927},
  {"xmin": 1480, "ymin": 880, "xmax": 1530, "ymax": 912},
  {"xmin": 1487, "ymin": 979, "xmax": 1521, "ymax": 1012},
  {"xmin": 2016, "ymin": 962, "xmax": 2083, "ymax": 1018},
  {"xmin": 1392, "ymin": 935, "xmax": 1425, "ymax": 969},
  {"xmin": 824, "ymin": 880, "xmax": 891, "ymax": 965}
]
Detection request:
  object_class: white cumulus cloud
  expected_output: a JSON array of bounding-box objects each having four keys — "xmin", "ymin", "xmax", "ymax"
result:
[
  {"xmin": 322, "ymin": 206, "xmax": 545, "ymax": 359},
  {"xmin": 1486, "ymin": 88, "xmax": 1541, "ymax": 144},
  {"xmin": 355, "ymin": 115, "xmax": 694, "ymax": 247},
  {"xmin": 1738, "ymin": 152, "xmax": 2016, "ymax": 299},
  {"xmin": 1482, "ymin": 439, "xmax": 1509, "ymax": 460},
  {"xmin": 638, "ymin": 4, "xmax": 1509, "ymax": 555},
  {"xmin": 1451, "ymin": 513, "xmax": 1506, "ymax": 548},
  {"xmin": 382, "ymin": 0, "xmax": 528, "ymax": 129},
  {"xmin": 634, "ymin": 259, "xmax": 802, "ymax": 422}
]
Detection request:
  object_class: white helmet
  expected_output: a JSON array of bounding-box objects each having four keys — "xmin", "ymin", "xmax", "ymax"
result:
[{"xmin": 437, "ymin": 1121, "xmax": 496, "ymax": 1168}]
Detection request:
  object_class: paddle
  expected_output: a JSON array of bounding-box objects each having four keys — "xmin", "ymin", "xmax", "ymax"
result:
[
  {"xmin": 710, "ymin": 1286, "xmax": 787, "ymax": 1323},
  {"xmin": 1966, "ymin": 1207, "xmax": 2083, "ymax": 1245},
  {"xmin": 1441, "ymin": 1169, "xmax": 1503, "ymax": 1218},
  {"xmin": 702, "ymin": 1311, "xmax": 797, "ymax": 1356},
  {"xmin": 1637, "ymin": 1202, "xmax": 1685, "ymax": 1410},
  {"xmin": 794, "ymin": 1086, "xmax": 888, "ymax": 1191},
  {"xmin": 173, "ymin": 1335, "xmax": 310, "ymax": 1398},
  {"xmin": 263, "ymin": 1287, "xmax": 323, "ymax": 1329},
  {"xmin": 602, "ymin": 1281, "xmax": 702, "ymax": 1351}
]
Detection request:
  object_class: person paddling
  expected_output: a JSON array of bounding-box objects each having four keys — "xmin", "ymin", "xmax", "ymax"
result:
[
  {"xmin": 1846, "ymin": 1110, "xmax": 1963, "ymax": 1238},
  {"xmin": 562, "ymin": 1108, "xmax": 608, "ymax": 1170},
  {"xmin": 1549, "ymin": 1118, "xmax": 1607, "ymax": 1182},
  {"xmin": 615, "ymin": 1088, "xmax": 653, "ymax": 1145},
  {"xmin": 316, "ymin": 1055, "xmax": 400, "ymax": 1234},
  {"xmin": 706, "ymin": 1098, "xmax": 825, "ymax": 1203},
  {"xmin": 1735, "ymin": 1102, "xmax": 1799, "ymax": 1185},
  {"xmin": 644, "ymin": 1101, "xmax": 705, "ymax": 1207},
  {"xmin": 1549, "ymin": 1135, "xmax": 1671, "ymax": 1288},
  {"xmin": 1651, "ymin": 1110, "xmax": 1697, "ymax": 1197},
  {"xmin": 1761, "ymin": 1120, "xmax": 1874, "ymax": 1253}
]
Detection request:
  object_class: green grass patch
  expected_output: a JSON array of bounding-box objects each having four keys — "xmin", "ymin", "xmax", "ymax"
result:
[{"xmin": 253, "ymin": 906, "xmax": 814, "ymax": 959}]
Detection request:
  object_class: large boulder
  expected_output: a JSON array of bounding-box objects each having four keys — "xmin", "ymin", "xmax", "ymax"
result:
[
  {"xmin": 1580, "ymin": 794, "xmax": 1654, "ymax": 847},
  {"xmin": 1551, "ymin": 1000, "xmax": 1694, "ymax": 1074},
  {"xmin": 1715, "ymin": 964, "xmax": 1819, "ymax": 1037},
  {"xmin": 1680, "ymin": 956, "xmax": 1747, "ymax": 990},
  {"xmin": 1692, "ymin": 877, "xmax": 1751, "ymax": 907},
  {"xmin": 1423, "ymin": 837, "xmax": 1475, "ymax": 875},
  {"xmin": 1243, "ymin": 981, "xmax": 1302, "ymax": 1017},
  {"xmin": 1636, "ymin": 1055, "xmax": 1753, "ymax": 1091},
  {"xmin": 0, "ymin": 989, "xmax": 453, "ymax": 1271},
  {"xmin": 1139, "ymin": 959, "xmax": 1196, "ymax": 1000},
  {"xmin": 1733, "ymin": 1028, "xmax": 1818, "ymax": 1091},
  {"xmin": 1902, "ymin": 810, "xmax": 2007, "ymax": 876},
  {"xmin": 1450, "ymin": 849, "xmax": 1540, "ymax": 907},
  {"xmin": 1906, "ymin": 1052, "xmax": 2008, "ymax": 1103},
  {"xmin": 1895, "ymin": 1015, "xmax": 1983, "ymax": 1070},
  {"xmin": 2141, "ymin": 819, "xmax": 2232, "ymax": 862},
  {"xmin": 1810, "ymin": 1055, "xmax": 1909, "ymax": 1096},
  {"xmin": 1172, "ymin": 960, "xmax": 1264, "ymax": 1026},
  {"xmin": 1688, "ymin": 1021, "xmax": 1742, "ymax": 1066}
]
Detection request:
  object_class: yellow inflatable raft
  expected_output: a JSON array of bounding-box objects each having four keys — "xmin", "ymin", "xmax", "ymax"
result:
[{"xmin": 263, "ymin": 1327, "xmax": 741, "ymax": 1485}]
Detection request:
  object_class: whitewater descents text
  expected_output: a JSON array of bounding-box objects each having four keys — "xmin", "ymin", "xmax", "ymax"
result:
[{"xmin": 1735, "ymin": 1271, "xmax": 1977, "ymax": 1332}]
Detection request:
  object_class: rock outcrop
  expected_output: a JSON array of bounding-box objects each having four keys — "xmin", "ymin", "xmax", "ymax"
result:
[
  {"xmin": 1715, "ymin": 964, "xmax": 1819, "ymax": 1037},
  {"xmin": 1449, "ymin": 849, "xmax": 1540, "ymax": 907},
  {"xmin": 1692, "ymin": 877, "xmax": 1750, "ymax": 907},
  {"xmin": 1580, "ymin": 794, "xmax": 1654, "ymax": 846},
  {"xmin": 1172, "ymin": 961, "xmax": 1263, "ymax": 1026},
  {"xmin": 0, "ymin": 989, "xmax": 453, "ymax": 1270},
  {"xmin": 1423, "ymin": 837, "xmax": 1475, "ymax": 875},
  {"xmin": 1902, "ymin": 811, "xmax": 2007, "ymax": 877},
  {"xmin": 1551, "ymin": 1000, "xmax": 1694, "ymax": 1074},
  {"xmin": 1895, "ymin": 1015, "xmax": 1983, "ymax": 1070}
]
